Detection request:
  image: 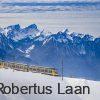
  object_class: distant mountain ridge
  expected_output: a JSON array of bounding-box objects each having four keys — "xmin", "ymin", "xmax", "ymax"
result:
[{"xmin": 0, "ymin": 24, "xmax": 100, "ymax": 80}]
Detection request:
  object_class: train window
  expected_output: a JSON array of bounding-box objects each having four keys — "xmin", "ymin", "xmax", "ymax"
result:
[
  {"xmin": 29, "ymin": 68, "xmax": 31, "ymax": 71},
  {"xmin": 1, "ymin": 62, "xmax": 3, "ymax": 65},
  {"xmin": 19, "ymin": 65, "xmax": 20, "ymax": 68},
  {"xmin": 17, "ymin": 65, "xmax": 19, "ymax": 68},
  {"xmin": 42, "ymin": 69, "xmax": 45, "ymax": 72},
  {"xmin": 36, "ymin": 68, "xmax": 39, "ymax": 72},
  {"xmin": 38, "ymin": 68, "xmax": 42, "ymax": 72},
  {"xmin": 8, "ymin": 64, "xmax": 10, "ymax": 67},
  {"xmin": 40, "ymin": 69, "xmax": 44, "ymax": 72},
  {"xmin": 48, "ymin": 69, "xmax": 52, "ymax": 73},
  {"xmin": 14, "ymin": 65, "xmax": 16, "ymax": 68},
  {"xmin": 12, "ymin": 64, "xmax": 15, "ymax": 67},
  {"xmin": 15, "ymin": 65, "xmax": 16, "ymax": 68},
  {"xmin": 31, "ymin": 68, "xmax": 33, "ymax": 71},
  {"xmin": 9, "ymin": 64, "xmax": 11, "ymax": 67},
  {"xmin": 45, "ymin": 69, "xmax": 48, "ymax": 73},
  {"xmin": 19, "ymin": 65, "xmax": 20, "ymax": 67},
  {"xmin": 21, "ymin": 66, "xmax": 23, "ymax": 69},
  {"xmin": 31, "ymin": 68, "xmax": 34, "ymax": 71},
  {"xmin": 4, "ymin": 63, "xmax": 5, "ymax": 66},
  {"xmin": 22, "ymin": 66, "xmax": 24, "ymax": 69},
  {"xmin": 38, "ymin": 68, "xmax": 41, "ymax": 72},
  {"xmin": 39, "ymin": 68, "xmax": 42, "ymax": 72},
  {"xmin": 5, "ymin": 63, "xmax": 7, "ymax": 66},
  {"xmin": 19, "ymin": 65, "xmax": 21, "ymax": 68},
  {"xmin": 43, "ymin": 69, "xmax": 45, "ymax": 72},
  {"xmin": 32, "ymin": 68, "xmax": 36, "ymax": 71}
]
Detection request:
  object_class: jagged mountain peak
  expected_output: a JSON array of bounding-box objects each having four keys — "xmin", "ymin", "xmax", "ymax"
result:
[
  {"xmin": 83, "ymin": 34, "xmax": 94, "ymax": 41},
  {"xmin": 25, "ymin": 24, "xmax": 38, "ymax": 30},
  {"xmin": 0, "ymin": 24, "xmax": 41, "ymax": 41},
  {"xmin": 70, "ymin": 32, "xmax": 85, "ymax": 38},
  {"xmin": 63, "ymin": 28, "xmax": 69, "ymax": 33},
  {"xmin": 6, "ymin": 24, "xmax": 21, "ymax": 31}
]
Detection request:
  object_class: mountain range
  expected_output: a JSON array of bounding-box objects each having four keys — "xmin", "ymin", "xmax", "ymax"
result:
[{"xmin": 0, "ymin": 24, "xmax": 100, "ymax": 80}]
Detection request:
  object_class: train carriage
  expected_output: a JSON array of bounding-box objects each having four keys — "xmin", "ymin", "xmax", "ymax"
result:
[
  {"xmin": 0, "ymin": 61, "xmax": 4, "ymax": 68},
  {"xmin": 0, "ymin": 61, "xmax": 59, "ymax": 76}
]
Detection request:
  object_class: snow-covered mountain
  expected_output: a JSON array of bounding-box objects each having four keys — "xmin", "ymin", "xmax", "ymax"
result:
[{"xmin": 0, "ymin": 24, "xmax": 100, "ymax": 81}]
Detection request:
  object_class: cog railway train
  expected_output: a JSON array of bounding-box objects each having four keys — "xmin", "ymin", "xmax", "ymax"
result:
[{"xmin": 0, "ymin": 61, "xmax": 59, "ymax": 76}]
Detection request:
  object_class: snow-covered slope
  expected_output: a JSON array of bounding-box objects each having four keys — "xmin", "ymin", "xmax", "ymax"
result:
[{"xmin": 0, "ymin": 68, "xmax": 100, "ymax": 100}]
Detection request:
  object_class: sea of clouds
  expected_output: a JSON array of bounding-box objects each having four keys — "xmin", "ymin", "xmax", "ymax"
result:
[{"xmin": 0, "ymin": 0, "xmax": 100, "ymax": 13}]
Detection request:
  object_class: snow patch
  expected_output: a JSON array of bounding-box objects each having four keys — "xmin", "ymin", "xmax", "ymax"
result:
[
  {"xmin": 17, "ymin": 48, "xmax": 25, "ymax": 53},
  {"xmin": 25, "ymin": 45, "xmax": 35, "ymax": 54},
  {"xmin": 25, "ymin": 45, "xmax": 35, "ymax": 57}
]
